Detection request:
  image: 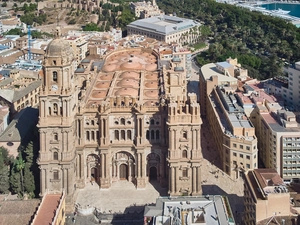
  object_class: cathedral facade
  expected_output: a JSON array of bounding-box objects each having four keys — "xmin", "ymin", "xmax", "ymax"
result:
[{"xmin": 38, "ymin": 34, "xmax": 202, "ymax": 203}]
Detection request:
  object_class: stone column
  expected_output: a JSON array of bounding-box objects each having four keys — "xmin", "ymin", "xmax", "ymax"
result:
[
  {"xmin": 101, "ymin": 154, "xmax": 105, "ymax": 178},
  {"xmin": 175, "ymin": 167, "xmax": 179, "ymax": 193},
  {"xmin": 192, "ymin": 166, "xmax": 196, "ymax": 193},
  {"xmin": 128, "ymin": 161, "xmax": 132, "ymax": 180},
  {"xmin": 136, "ymin": 153, "xmax": 140, "ymax": 178},
  {"xmin": 171, "ymin": 167, "xmax": 175, "ymax": 194},
  {"xmin": 76, "ymin": 155, "xmax": 80, "ymax": 177},
  {"xmin": 67, "ymin": 168, "xmax": 70, "ymax": 194},
  {"xmin": 196, "ymin": 129, "xmax": 201, "ymax": 150},
  {"xmin": 140, "ymin": 153, "xmax": 143, "ymax": 178},
  {"xmin": 196, "ymin": 167, "xmax": 201, "ymax": 194},
  {"xmin": 192, "ymin": 129, "xmax": 196, "ymax": 151}
]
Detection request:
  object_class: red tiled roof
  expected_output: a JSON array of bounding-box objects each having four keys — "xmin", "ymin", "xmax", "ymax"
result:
[{"xmin": 32, "ymin": 194, "xmax": 61, "ymax": 225}]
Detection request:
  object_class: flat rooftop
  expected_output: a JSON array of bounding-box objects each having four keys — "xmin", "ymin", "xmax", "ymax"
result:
[
  {"xmin": 127, "ymin": 15, "xmax": 200, "ymax": 35},
  {"xmin": 201, "ymin": 63, "xmax": 237, "ymax": 84},
  {"xmin": 145, "ymin": 196, "xmax": 235, "ymax": 225}
]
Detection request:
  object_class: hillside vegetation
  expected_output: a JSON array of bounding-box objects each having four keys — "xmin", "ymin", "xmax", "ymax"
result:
[{"xmin": 158, "ymin": 0, "xmax": 300, "ymax": 80}]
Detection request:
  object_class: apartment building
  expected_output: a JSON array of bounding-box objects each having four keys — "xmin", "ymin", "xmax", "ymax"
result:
[
  {"xmin": 251, "ymin": 99, "xmax": 300, "ymax": 183},
  {"xmin": 0, "ymin": 69, "xmax": 42, "ymax": 114},
  {"xmin": 207, "ymin": 86, "xmax": 258, "ymax": 179},
  {"xmin": 244, "ymin": 169, "xmax": 290, "ymax": 225},
  {"xmin": 282, "ymin": 62, "xmax": 300, "ymax": 110},
  {"xmin": 159, "ymin": 46, "xmax": 192, "ymax": 79},
  {"xmin": 127, "ymin": 15, "xmax": 201, "ymax": 45},
  {"xmin": 199, "ymin": 60, "xmax": 238, "ymax": 117},
  {"xmin": 66, "ymin": 36, "xmax": 88, "ymax": 67},
  {"xmin": 200, "ymin": 59, "xmax": 258, "ymax": 179}
]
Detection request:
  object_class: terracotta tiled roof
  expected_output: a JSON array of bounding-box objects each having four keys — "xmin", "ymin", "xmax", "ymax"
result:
[
  {"xmin": 32, "ymin": 194, "xmax": 61, "ymax": 225},
  {"xmin": 0, "ymin": 199, "xmax": 40, "ymax": 225}
]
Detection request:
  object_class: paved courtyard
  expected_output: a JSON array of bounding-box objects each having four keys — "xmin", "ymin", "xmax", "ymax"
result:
[{"xmin": 76, "ymin": 180, "xmax": 167, "ymax": 214}]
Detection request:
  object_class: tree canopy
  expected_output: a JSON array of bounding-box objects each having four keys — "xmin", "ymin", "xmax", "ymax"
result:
[{"xmin": 157, "ymin": 0, "xmax": 300, "ymax": 80}]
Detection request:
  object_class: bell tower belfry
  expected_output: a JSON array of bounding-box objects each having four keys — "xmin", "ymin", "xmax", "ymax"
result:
[
  {"xmin": 38, "ymin": 32, "xmax": 78, "ymax": 204},
  {"xmin": 167, "ymin": 93, "xmax": 202, "ymax": 196}
]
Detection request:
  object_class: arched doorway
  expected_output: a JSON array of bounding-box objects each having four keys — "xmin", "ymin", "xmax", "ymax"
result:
[
  {"xmin": 86, "ymin": 154, "xmax": 100, "ymax": 185},
  {"xmin": 149, "ymin": 167, "xmax": 157, "ymax": 181},
  {"xmin": 91, "ymin": 167, "xmax": 98, "ymax": 184},
  {"xmin": 119, "ymin": 164, "xmax": 128, "ymax": 180}
]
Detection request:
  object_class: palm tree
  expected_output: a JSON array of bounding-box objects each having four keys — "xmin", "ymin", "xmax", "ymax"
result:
[{"xmin": 15, "ymin": 156, "xmax": 25, "ymax": 196}]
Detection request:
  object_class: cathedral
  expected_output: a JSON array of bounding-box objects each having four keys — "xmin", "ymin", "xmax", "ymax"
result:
[{"xmin": 38, "ymin": 31, "xmax": 203, "ymax": 204}]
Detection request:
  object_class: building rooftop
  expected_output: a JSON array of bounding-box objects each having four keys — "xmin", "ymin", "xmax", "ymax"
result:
[
  {"xmin": 246, "ymin": 169, "xmax": 288, "ymax": 200},
  {"xmin": 83, "ymin": 48, "xmax": 161, "ymax": 108},
  {"xmin": 31, "ymin": 193, "xmax": 62, "ymax": 225},
  {"xmin": 200, "ymin": 63, "xmax": 237, "ymax": 84},
  {"xmin": 144, "ymin": 196, "xmax": 235, "ymax": 225},
  {"xmin": 0, "ymin": 107, "xmax": 38, "ymax": 143},
  {"xmin": 127, "ymin": 15, "xmax": 200, "ymax": 35},
  {"xmin": 0, "ymin": 199, "xmax": 40, "ymax": 225}
]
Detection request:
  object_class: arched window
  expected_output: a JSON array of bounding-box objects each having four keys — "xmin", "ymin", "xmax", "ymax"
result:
[
  {"xmin": 86, "ymin": 131, "xmax": 90, "ymax": 141},
  {"xmin": 183, "ymin": 131, "xmax": 188, "ymax": 139},
  {"xmin": 127, "ymin": 130, "xmax": 132, "ymax": 140},
  {"xmin": 53, "ymin": 103, "xmax": 58, "ymax": 115},
  {"xmin": 182, "ymin": 150, "xmax": 188, "ymax": 158},
  {"xmin": 53, "ymin": 170, "xmax": 59, "ymax": 180},
  {"xmin": 156, "ymin": 130, "xmax": 160, "ymax": 140},
  {"xmin": 91, "ymin": 120, "xmax": 95, "ymax": 126},
  {"xmin": 115, "ymin": 130, "xmax": 119, "ymax": 140},
  {"xmin": 151, "ymin": 130, "xmax": 155, "ymax": 140},
  {"xmin": 91, "ymin": 131, "xmax": 95, "ymax": 141},
  {"xmin": 150, "ymin": 119, "xmax": 154, "ymax": 125},
  {"xmin": 146, "ymin": 130, "xmax": 149, "ymax": 140},
  {"xmin": 53, "ymin": 71, "xmax": 58, "ymax": 82},
  {"xmin": 49, "ymin": 107, "xmax": 51, "ymax": 115},
  {"xmin": 53, "ymin": 133, "xmax": 58, "ymax": 141},
  {"xmin": 121, "ymin": 118, "xmax": 125, "ymax": 125},
  {"xmin": 121, "ymin": 130, "xmax": 125, "ymax": 140},
  {"xmin": 53, "ymin": 152, "xmax": 58, "ymax": 160}
]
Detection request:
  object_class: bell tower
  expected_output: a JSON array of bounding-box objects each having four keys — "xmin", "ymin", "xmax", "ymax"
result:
[
  {"xmin": 38, "ymin": 32, "xmax": 78, "ymax": 205},
  {"xmin": 167, "ymin": 93, "xmax": 202, "ymax": 196}
]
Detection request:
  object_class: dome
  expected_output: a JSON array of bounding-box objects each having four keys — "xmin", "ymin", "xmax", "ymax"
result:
[
  {"xmin": 102, "ymin": 63, "xmax": 117, "ymax": 72},
  {"xmin": 120, "ymin": 61, "xmax": 144, "ymax": 70},
  {"xmin": 145, "ymin": 90, "xmax": 159, "ymax": 98},
  {"xmin": 146, "ymin": 73, "xmax": 158, "ymax": 80},
  {"xmin": 100, "ymin": 74, "xmax": 114, "ymax": 80},
  {"xmin": 96, "ymin": 81, "xmax": 111, "ymax": 88},
  {"xmin": 120, "ymin": 71, "xmax": 140, "ymax": 79},
  {"xmin": 46, "ymin": 39, "xmax": 73, "ymax": 58},
  {"xmin": 145, "ymin": 81, "xmax": 158, "ymax": 88},
  {"xmin": 117, "ymin": 79, "xmax": 139, "ymax": 88},
  {"xmin": 91, "ymin": 90, "xmax": 107, "ymax": 98},
  {"xmin": 115, "ymin": 87, "xmax": 138, "ymax": 96},
  {"xmin": 145, "ymin": 63, "xmax": 157, "ymax": 71}
]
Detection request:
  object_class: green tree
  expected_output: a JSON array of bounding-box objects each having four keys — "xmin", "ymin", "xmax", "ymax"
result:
[
  {"xmin": 83, "ymin": 23, "xmax": 100, "ymax": 31},
  {"xmin": 15, "ymin": 156, "xmax": 25, "ymax": 196},
  {"xmin": 9, "ymin": 166, "xmax": 21, "ymax": 195},
  {"xmin": 2, "ymin": 2, "xmax": 7, "ymax": 7},
  {"xmin": 0, "ymin": 147, "xmax": 11, "ymax": 194}
]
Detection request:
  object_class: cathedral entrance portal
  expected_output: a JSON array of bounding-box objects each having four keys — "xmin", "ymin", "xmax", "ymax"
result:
[
  {"xmin": 87, "ymin": 154, "xmax": 100, "ymax": 185},
  {"xmin": 149, "ymin": 167, "xmax": 157, "ymax": 181},
  {"xmin": 91, "ymin": 167, "xmax": 98, "ymax": 184},
  {"xmin": 119, "ymin": 164, "xmax": 128, "ymax": 180},
  {"xmin": 112, "ymin": 151, "xmax": 135, "ymax": 183},
  {"xmin": 147, "ymin": 153, "xmax": 160, "ymax": 183}
]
